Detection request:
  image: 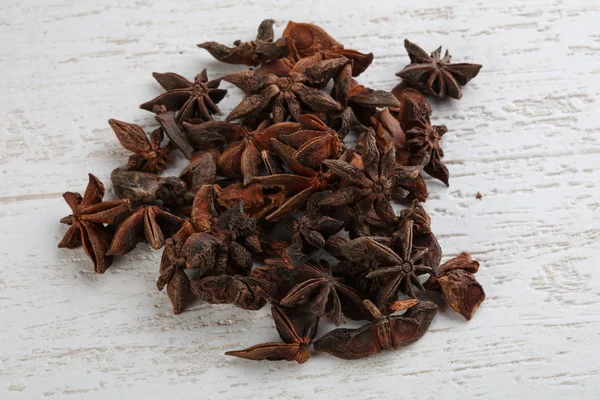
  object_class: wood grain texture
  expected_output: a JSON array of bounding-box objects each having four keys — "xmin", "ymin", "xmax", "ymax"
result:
[{"xmin": 1, "ymin": 0, "xmax": 599, "ymax": 398}]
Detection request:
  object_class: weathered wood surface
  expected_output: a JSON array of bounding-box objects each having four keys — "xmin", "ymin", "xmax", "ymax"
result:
[{"xmin": 1, "ymin": 1, "xmax": 599, "ymax": 398}]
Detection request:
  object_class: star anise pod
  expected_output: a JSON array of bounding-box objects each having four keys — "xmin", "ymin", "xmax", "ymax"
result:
[
  {"xmin": 156, "ymin": 235, "xmax": 190, "ymax": 314},
  {"xmin": 217, "ymin": 120, "xmax": 302, "ymax": 185},
  {"xmin": 225, "ymin": 306, "xmax": 319, "ymax": 364},
  {"xmin": 314, "ymin": 299, "xmax": 437, "ymax": 360},
  {"xmin": 283, "ymin": 21, "xmax": 373, "ymax": 76},
  {"xmin": 140, "ymin": 69, "xmax": 227, "ymax": 123},
  {"xmin": 251, "ymin": 139, "xmax": 336, "ymax": 221},
  {"xmin": 58, "ymin": 174, "xmax": 131, "ymax": 273},
  {"xmin": 183, "ymin": 120, "xmax": 242, "ymax": 151},
  {"xmin": 280, "ymin": 114, "xmax": 344, "ymax": 168},
  {"xmin": 280, "ymin": 260, "xmax": 369, "ymax": 325},
  {"xmin": 250, "ymin": 258, "xmax": 313, "ymax": 302},
  {"xmin": 425, "ymin": 252, "xmax": 485, "ymax": 320},
  {"xmin": 287, "ymin": 191, "xmax": 346, "ymax": 260},
  {"xmin": 333, "ymin": 65, "xmax": 400, "ymax": 112},
  {"xmin": 190, "ymin": 275, "xmax": 275, "ymax": 310},
  {"xmin": 198, "ymin": 19, "xmax": 289, "ymax": 66},
  {"xmin": 337, "ymin": 221, "xmax": 434, "ymax": 307},
  {"xmin": 178, "ymin": 151, "xmax": 218, "ymax": 194},
  {"xmin": 106, "ymin": 205, "xmax": 183, "ymax": 255},
  {"xmin": 320, "ymin": 129, "xmax": 421, "ymax": 224},
  {"xmin": 396, "ymin": 39, "xmax": 482, "ymax": 100},
  {"xmin": 223, "ymin": 55, "xmax": 348, "ymax": 123},
  {"xmin": 406, "ymin": 105, "xmax": 450, "ymax": 186},
  {"xmin": 111, "ymin": 169, "xmax": 193, "ymax": 208},
  {"xmin": 216, "ymin": 182, "xmax": 284, "ymax": 219},
  {"xmin": 108, "ymin": 119, "xmax": 172, "ymax": 173}
]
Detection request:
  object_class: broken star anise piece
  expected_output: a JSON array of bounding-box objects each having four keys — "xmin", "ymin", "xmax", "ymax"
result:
[
  {"xmin": 140, "ymin": 69, "xmax": 227, "ymax": 123},
  {"xmin": 58, "ymin": 174, "xmax": 131, "ymax": 273},
  {"xmin": 190, "ymin": 275, "xmax": 275, "ymax": 310},
  {"xmin": 314, "ymin": 299, "xmax": 436, "ymax": 360},
  {"xmin": 280, "ymin": 260, "xmax": 369, "ymax": 325},
  {"xmin": 225, "ymin": 305, "xmax": 319, "ymax": 364},
  {"xmin": 198, "ymin": 19, "xmax": 289, "ymax": 66},
  {"xmin": 425, "ymin": 252, "xmax": 485, "ymax": 320},
  {"xmin": 107, "ymin": 205, "xmax": 183, "ymax": 255},
  {"xmin": 108, "ymin": 119, "xmax": 172, "ymax": 173},
  {"xmin": 396, "ymin": 39, "xmax": 482, "ymax": 100},
  {"xmin": 217, "ymin": 120, "xmax": 302, "ymax": 186},
  {"xmin": 334, "ymin": 65, "xmax": 400, "ymax": 111},
  {"xmin": 406, "ymin": 105, "xmax": 450, "ymax": 186},
  {"xmin": 111, "ymin": 169, "xmax": 193, "ymax": 208},
  {"xmin": 280, "ymin": 114, "xmax": 345, "ymax": 169},
  {"xmin": 178, "ymin": 151, "xmax": 217, "ymax": 193},
  {"xmin": 157, "ymin": 235, "xmax": 191, "ymax": 314},
  {"xmin": 224, "ymin": 55, "xmax": 348, "ymax": 123},
  {"xmin": 320, "ymin": 129, "xmax": 421, "ymax": 224}
]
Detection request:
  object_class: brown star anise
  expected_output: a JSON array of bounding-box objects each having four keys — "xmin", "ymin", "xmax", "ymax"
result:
[
  {"xmin": 224, "ymin": 55, "xmax": 348, "ymax": 123},
  {"xmin": 217, "ymin": 120, "xmax": 302, "ymax": 185},
  {"xmin": 225, "ymin": 306, "xmax": 319, "ymax": 364},
  {"xmin": 251, "ymin": 139, "xmax": 336, "ymax": 221},
  {"xmin": 111, "ymin": 169, "xmax": 193, "ymax": 208},
  {"xmin": 396, "ymin": 39, "xmax": 482, "ymax": 100},
  {"xmin": 157, "ymin": 235, "xmax": 190, "ymax": 314},
  {"xmin": 190, "ymin": 275, "xmax": 275, "ymax": 310},
  {"xmin": 320, "ymin": 129, "xmax": 421, "ymax": 224},
  {"xmin": 280, "ymin": 114, "xmax": 344, "ymax": 168},
  {"xmin": 107, "ymin": 205, "xmax": 183, "ymax": 255},
  {"xmin": 108, "ymin": 119, "xmax": 172, "ymax": 173},
  {"xmin": 140, "ymin": 69, "xmax": 227, "ymax": 123},
  {"xmin": 280, "ymin": 260, "xmax": 368, "ymax": 325},
  {"xmin": 425, "ymin": 252, "xmax": 485, "ymax": 320},
  {"xmin": 58, "ymin": 174, "xmax": 131, "ymax": 273},
  {"xmin": 198, "ymin": 19, "xmax": 289, "ymax": 66},
  {"xmin": 216, "ymin": 182, "xmax": 284, "ymax": 219},
  {"xmin": 178, "ymin": 151, "xmax": 217, "ymax": 194},
  {"xmin": 314, "ymin": 299, "xmax": 437, "ymax": 360},
  {"xmin": 334, "ymin": 65, "xmax": 401, "ymax": 111},
  {"xmin": 283, "ymin": 21, "xmax": 373, "ymax": 77},
  {"xmin": 406, "ymin": 106, "xmax": 450, "ymax": 186}
]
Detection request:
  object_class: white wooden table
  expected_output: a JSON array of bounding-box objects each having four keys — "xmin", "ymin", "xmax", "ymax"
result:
[{"xmin": 1, "ymin": 1, "xmax": 599, "ymax": 398}]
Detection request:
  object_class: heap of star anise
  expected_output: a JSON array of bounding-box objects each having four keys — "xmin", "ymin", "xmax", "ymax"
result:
[{"xmin": 58, "ymin": 20, "xmax": 485, "ymax": 363}]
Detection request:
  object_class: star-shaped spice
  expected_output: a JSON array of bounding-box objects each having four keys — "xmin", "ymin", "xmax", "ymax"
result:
[
  {"xmin": 217, "ymin": 120, "xmax": 302, "ymax": 185},
  {"xmin": 396, "ymin": 39, "xmax": 482, "ymax": 100},
  {"xmin": 280, "ymin": 114, "xmax": 345, "ymax": 169},
  {"xmin": 320, "ymin": 129, "xmax": 421, "ymax": 224},
  {"xmin": 333, "ymin": 65, "xmax": 401, "ymax": 111},
  {"xmin": 216, "ymin": 182, "xmax": 284, "ymax": 219},
  {"xmin": 314, "ymin": 299, "xmax": 436, "ymax": 360},
  {"xmin": 140, "ymin": 69, "xmax": 227, "ymax": 123},
  {"xmin": 251, "ymin": 139, "xmax": 336, "ymax": 221},
  {"xmin": 108, "ymin": 119, "xmax": 172, "ymax": 173},
  {"xmin": 58, "ymin": 174, "xmax": 131, "ymax": 273},
  {"xmin": 405, "ymin": 104, "xmax": 449, "ymax": 186},
  {"xmin": 198, "ymin": 19, "xmax": 290, "ymax": 66},
  {"xmin": 157, "ymin": 235, "xmax": 190, "ymax": 314},
  {"xmin": 111, "ymin": 169, "xmax": 193, "ymax": 208},
  {"xmin": 190, "ymin": 275, "xmax": 275, "ymax": 310},
  {"xmin": 338, "ymin": 221, "xmax": 434, "ymax": 307},
  {"xmin": 223, "ymin": 55, "xmax": 348, "ymax": 123},
  {"xmin": 283, "ymin": 21, "xmax": 373, "ymax": 77},
  {"xmin": 280, "ymin": 260, "xmax": 368, "ymax": 325},
  {"xmin": 225, "ymin": 306, "xmax": 319, "ymax": 364},
  {"xmin": 425, "ymin": 252, "xmax": 485, "ymax": 320},
  {"xmin": 107, "ymin": 205, "xmax": 183, "ymax": 255}
]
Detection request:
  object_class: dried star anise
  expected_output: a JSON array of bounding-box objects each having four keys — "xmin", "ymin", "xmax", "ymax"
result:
[
  {"xmin": 249, "ymin": 258, "xmax": 311, "ymax": 302},
  {"xmin": 217, "ymin": 120, "xmax": 301, "ymax": 185},
  {"xmin": 396, "ymin": 39, "xmax": 482, "ymax": 100},
  {"xmin": 280, "ymin": 260, "xmax": 368, "ymax": 325},
  {"xmin": 320, "ymin": 129, "xmax": 421, "ymax": 224},
  {"xmin": 111, "ymin": 169, "xmax": 193, "ymax": 208},
  {"xmin": 283, "ymin": 21, "xmax": 373, "ymax": 77},
  {"xmin": 426, "ymin": 252, "xmax": 485, "ymax": 320},
  {"xmin": 216, "ymin": 182, "xmax": 284, "ymax": 219},
  {"xmin": 108, "ymin": 119, "xmax": 173, "ymax": 173},
  {"xmin": 107, "ymin": 205, "xmax": 183, "ymax": 255},
  {"xmin": 314, "ymin": 299, "xmax": 436, "ymax": 360},
  {"xmin": 405, "ymin": 105, "xmax": 450, "ymax": 186},
  {"xmin": 334, "ymin": 66, "xmax": 400, "ymax": 112},
  {"xmin": 58, "ymin": 174, "xmax": 131, "ymax": 273},
  {"xmin": 251, "ymin": 139, "xmax": 336, "ymax": 221},
  {"xmin": 287, "ymin": 191, "xmax": 346, "ymax": 260},
  {"xmin": 198, "ymin": 19, "xmax": 289, "ymax": 66},
  {"xmin": 280, "ymin": 114, "xmax": 344, "ymax": 168},
  {"xmin": 224, "ymin": 55, "xmax": 348, "ymax": 123},
  {"xmin": 190, "ymin": 275, "xmax": 275, "ymax": 310},
  {"xmin": 183, "ymin": 120, "xmax": 242, "ymax": 151},
  {"xmin": 140, "ymin": 69, "xmax": 227, "ymax": 123},
  {"xmin": 178, "ymin": 151, "xmax": 217, "ymax": 193},
  {"xmin": 153, "ymin": 105, "xmax": 194, "ymax": 159},
  {"xmin": 225, "ymin": 306, "xmax": 319, "ymax": 364},
  {"xmin": 157, "ymin": 235, "xmax": 190, "ymax": 314}
]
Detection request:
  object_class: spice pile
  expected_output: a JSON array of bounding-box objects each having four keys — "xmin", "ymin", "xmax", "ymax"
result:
[{"xmin": 58, "ymin": 20, "xmax": 485, "ymax": 362}]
